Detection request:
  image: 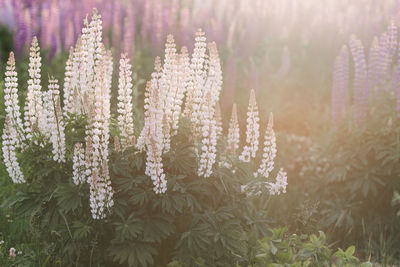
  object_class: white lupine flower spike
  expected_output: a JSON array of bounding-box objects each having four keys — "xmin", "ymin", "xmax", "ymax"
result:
[
  {"xmin": 227, "ymin": 103, "xmax": 240, "ymax": 156},
  {"xmin": 269, "ymin": 168, "xmax": 288, "ymax": 195},
  {"xmin": 24, "ymin": 36, "xmax": 44, "ymax": 138},
  {"xmin": 117, "ymin": 53, "xmax": 135, "ymax": 147},
  {"xmin": 2, "ymin": 117, "xmax": 25, "ymax": 183},
  {"xmin": 63, "ymin": 47, "xmax": 74, "ymax": 117},
  {"xmin": 196, "ymin": 41, "xmax": 222, "ymax": 178},
  {"xmin": 45, "ymin": 77, "xmax": 66, "ymax": 163},
  {"xmin": 4, "ymin": 52, "xmax": 25, "ymax": 147},
  {"xmin": 215, "ymin": 103, "xmax": 223, "ymax": 138},
  {"xmin": 72, "ymin": 143, "xmax": 86, "ymax": 185},
  {"xmin": 257, "ymin": 112, "xmax": 276, "ymax": 178},
  {"xmin": 239, "ymin": 89, "xmax": 260, "ymax": 162}
]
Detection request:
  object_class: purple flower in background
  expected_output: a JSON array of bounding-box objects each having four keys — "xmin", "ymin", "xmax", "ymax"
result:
[
  {"xmin": 122, "ymin": 3, "xmax": 136, "ymax": 57},
  {"xmin": 63, "ymin": 19, "xmax": 74, "ymax": 49},
  {"xmin": 0, "ymin": 0, "xmax": 16, "ymax": 29},
  {"xmin": 350, "ymin": 35, "xmax": 368, "ymax": 125},
  {"xmin": 179, "ymin": 7, "xmax": 191, "ymax": 49},
  {"xmin": 367, "ymin": 37, "xmax": 380, "ymax": 96},
  {"xmin": 4, "ymin": 0, "xmax": 399, "ymax": 63},
  {"xmin": 396, "ymin": 42, "xmax": 400, "ymax": 118},
  {"xmin": 376, "ymin": 32, "xmax": 391, "ymax": 91},
  {"xmin": 388, "ymin": 19, "xmax": 397, "ymax": 61},
  {"xmin": 112, "ymin": 1, "xmax": 122, "ymax": 51},
  {"xmin": 40, "ymin": 6, "xmax": 51, "ymax": 51},
  {"xmin": 141, "ymin": 0, "xmax": 152, "ymax": 47},
  {"xmin": 332, "ymin": 45, "xmax": 349, "ymax": 126},
  {"xmin": 152, "ymin": 1, "xmax": 164, "ymax": 53},
  {"xmin": 14, "ymin": 8, "xmax": 32, "ymax": 56}
]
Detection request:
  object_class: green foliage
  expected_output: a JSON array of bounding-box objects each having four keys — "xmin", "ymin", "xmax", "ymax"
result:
[
  {"xmin": 253, "ymin": 228, "xmax": 371, "ymax": 267},
  {"xmin": 0, "ymin": 117, "xmax": 283, "ymax": 266},
  {"xmin": 274, "ymin": 94, "xmax": 400, "ymax": 264}
]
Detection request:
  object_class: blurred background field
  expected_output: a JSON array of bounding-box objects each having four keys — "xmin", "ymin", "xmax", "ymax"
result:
[{"xmin": 1, "ymin": 0, "xmax": 400, "ymax": 265}]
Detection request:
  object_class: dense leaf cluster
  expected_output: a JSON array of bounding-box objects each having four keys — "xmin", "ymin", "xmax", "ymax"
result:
[
  {"xmin": 0, "ymin": 115, "xmax": 276, "ymax": 266},
  {"xmin": 276, "ymin": 94, "xmax": 400, "ymax": 263}
]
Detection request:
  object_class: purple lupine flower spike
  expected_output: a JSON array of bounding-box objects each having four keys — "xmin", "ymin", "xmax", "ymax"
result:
[
  {"xmin": 0, "ymin": 0, "xmax": 16, "ymax": 29},
  {"xmin": 367, "ymin": 37, "xmax": 380, "ymax": 97},
  {"xmin": 30, "ymin": 2, "xmax": 40, "ymax": 37},
  {"xmin": 40, "ymin": 6, "xmax": 50, "ymax": 50},
  {"xmin": 64, "ymin": 19, "xmax": 74, "ymax": 49},
  {"xmin": 49, "ymin": 1, "xmax": 61, "ymax": 56},
  {"xmin": 332, "ymin": 45, "xmax": 349, "ymax": 127},
  {"xmin": 168, "ymin": 0, "xmax": 179, "ymax": 37},
  {"xmin": 377, "ymin": 32, "xmax": 390, "ymax": 91},
  {"xmin": 179, "ymin": 7, "xmax": 191, "ymax": 49},
  {"xmin": 123, "ymin": 2, "xmax": 135, "ymax": 58},
  {"xmin": 141, "ymin": 0, "xmax": 152, "ymax": 47},
  {"xmin": 397, "ymin": 68, "xmax": 400, "ymax": 118},
  {"xmin": 112, "ymin": 1, "xmax": 122, "ymax": 52},
  {"xmin": 350, "ymin": 35, "xmax": 368, "ymax": 124},
  {"xmin": 152, "ymin": 1, "xmax": 164, "ymax": 53},
  {"xmin": 396, "ymin": 37, "xmax": 400, "ymax": 118},
  {"xmin": 12, "ymin": 0, "xmax": 26, "ymax": 56},
  {"xmin": 388, "ymin": 19, "xmax": 397, "ymax": 63}
]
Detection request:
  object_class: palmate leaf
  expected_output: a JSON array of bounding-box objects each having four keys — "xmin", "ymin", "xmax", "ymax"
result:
[
  {"xmin": 153, "ymin": 177, "xmax": 189, "ymax": 214},
  {"xmin": 153, "ymin": 193, "xmax": 186, "ymax": 215},
  {"xmin": 55, "ymin": 183, "xmax": 83, "ymax": 213},
  {"xmin": 108, "ymin": 241, "xmax": 157, "ymax": 267},
  {"xmin": 129, "ymin": 186, "xmax": 150, "ymax": 206},
  {"xmin": 142, "ymin": 214, "xmax": 175, "ymax": 242},
  {"xmin": 0, "ymin": 190, "xmax": 28, "ymax": 210},
  {"xmin": 177, "ymin": 220, "xmax": 212, "ymax": 253},
  {"xmin": 113, "ymin": 214, "xmax": 144, "ymax": 241},
  {"xmin": 72, "ymin": 220, "xmax": 93, "ymax": 239}
]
